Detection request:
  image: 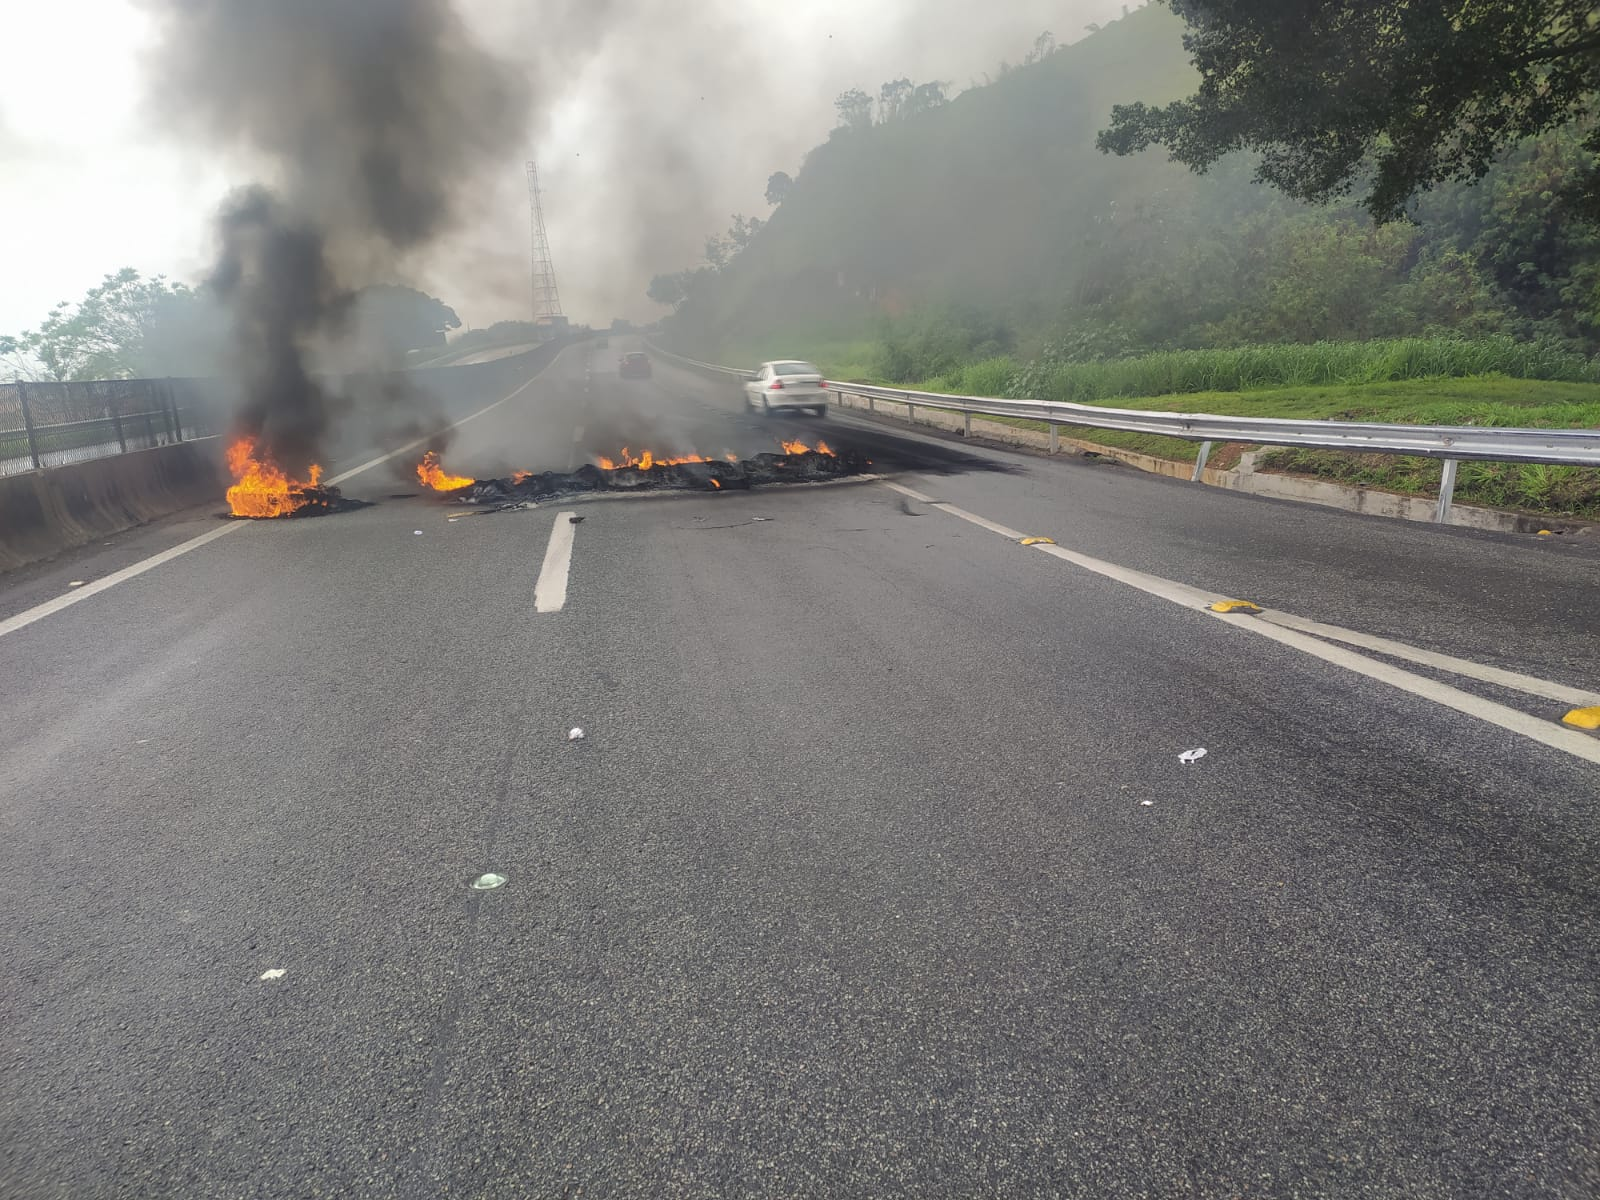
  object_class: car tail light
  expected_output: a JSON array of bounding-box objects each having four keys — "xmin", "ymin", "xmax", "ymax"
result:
[
  {"xmin": 769, "ymin": 380, "xmax": 784, "ymax": 390},
  {"xmin": 819, "ymin": 380, "xmax": 828, "ymax": 389}
]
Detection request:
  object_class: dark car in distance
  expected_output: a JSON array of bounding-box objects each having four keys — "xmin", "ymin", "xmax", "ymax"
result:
[{"xmin": 619, "ymin": 352, "xmax": 652, "ymax": 379}]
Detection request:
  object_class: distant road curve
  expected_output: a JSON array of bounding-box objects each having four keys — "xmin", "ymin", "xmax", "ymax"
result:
[{"xmin": 447, "ymin": 342, "xmax": 543, "ymax": 366}]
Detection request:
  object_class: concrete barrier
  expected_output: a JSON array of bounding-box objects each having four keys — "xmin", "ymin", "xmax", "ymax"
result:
[{"xmin": 0, "ymin": 439, "xmax": 224, "ymax": 573}]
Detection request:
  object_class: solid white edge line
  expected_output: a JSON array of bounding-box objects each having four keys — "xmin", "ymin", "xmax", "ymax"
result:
[
  {"xmin": 885, "ymin": 480, "xmax": 1600, "ymax": 767},
  {"xmin": 1032, "ymin": 534, "xmax": 1600, "ymax": 708},
  {"xmin": 1237, "ymin": 616, "xmax": 1600, "ymax": 766},
  {"xmin": 1031, "ymin": 542, "xmax": 1220, "ymax": 608},
  {"xmin": 0, "ymin": 524, "xmax": 245, "ymax": 641},
  {"xmin": 883, "ymin": 482, "xmax": 935, "ymax": 503},
  {"xmin": 1257, "ymin": 610, "xmax": 1600, "ymax": 709},
  {"xmin": 534, "ymin": 512, "xmax": 579, "ymax": 614},
  {"xmin": 883, "ymin": 481, "xmax": 1029, "ymax": 540},
  {"xmin": 932, "ymin": 502, "xmax": 1028, "ymax": 541},
  {"xmin": 0, "ymin": 348, "xmax": 573, "ymax": 642}
]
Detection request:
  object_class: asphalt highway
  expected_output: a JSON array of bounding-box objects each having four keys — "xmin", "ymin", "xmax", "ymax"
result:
[{"xmin": 3, "ymin": 339, "xmax": 1599, "ymax": 1198}]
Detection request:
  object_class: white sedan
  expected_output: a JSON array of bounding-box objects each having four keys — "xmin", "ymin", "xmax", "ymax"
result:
[{"xmin": 743, "ymin": 361, "xmax": 829, "ymax": 417}]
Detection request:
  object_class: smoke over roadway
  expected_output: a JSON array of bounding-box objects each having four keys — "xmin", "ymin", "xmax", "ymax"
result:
[
  {"xmin": 134, "ymin": 0, "xmax": 1126, "ymax": 474},
  {"xmin": 462, "ymin": 0, "xmax": 1132, "ymax": 325},
  {"xmin": 139, "ymin": 0, "xmax": 530, "ymax": 474}
]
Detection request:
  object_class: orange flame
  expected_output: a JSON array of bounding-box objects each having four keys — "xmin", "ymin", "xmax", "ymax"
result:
[
  {"xmin": 225, "ymin": 437, "xmax": 322, "ymax": 518},
  {"xmin": 711, "ymin": 478, "xmax": 722, "ymax": 489},
  {"xmin": 595, "ymin": 448, "xmax": 719, "ymax": 470},
  {"xmin": 417, "ymin": 451, "xmax": 475, "ymax": 492},
  {"xmin": 778, "ymin": 439, "xmax": 835, "ymax": 456}
]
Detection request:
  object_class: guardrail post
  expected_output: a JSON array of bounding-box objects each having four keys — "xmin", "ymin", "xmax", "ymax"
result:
[
  {"xmin": 16, "ymin": 380, "xmax": 42, "ymax": 470},
  {"xmin": 1191, "ymin": 440, "xmax": 1213, "ymax": 482},
  {"xmin": 1049, "ymin": 423, "xmax": 1059, "ymax": 454},
  {"xmin": 1434, "ymin": 458, "xmax": 1459, "ymax": 524},
  {"xmin": 963, "ymin": 411, "xmax": 972, "ymax": 438},
  {"xmin": 907, "ymin": 402, "xmax": 916, "ymax": 424},
  {"xmin": 109, "ymin": 389, "xmax": 127, "ymax": 452},
  {"xmin": 867, "ymin": 395, "xmax": 875, "ymax": 413},
  {"xmin": 167, "ymin": 379, "xmax": 183, "ymax": 442}
]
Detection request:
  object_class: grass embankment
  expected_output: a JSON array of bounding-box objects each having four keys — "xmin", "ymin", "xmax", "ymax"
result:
[
  {"xmin": 945, "ymin": 377, "xmax": 1600, "ymax": 519},
  {"xmin": 732, "ymin": 336, "xmax": 1600, "ymax": 521},
  {"xmin": 711, "ymin": 337, "xmax": 883, "ymax": 384}
]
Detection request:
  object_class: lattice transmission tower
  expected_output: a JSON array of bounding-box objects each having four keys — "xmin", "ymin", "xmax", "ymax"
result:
[{"xmin": 526, "ymin": 161, "xmax": 565, "ymax": 328}]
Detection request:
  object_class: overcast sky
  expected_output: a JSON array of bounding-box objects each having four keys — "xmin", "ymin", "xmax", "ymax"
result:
[{"xmin": 0, "ymin": 0, "xmax": 1131, "ymax": 336}]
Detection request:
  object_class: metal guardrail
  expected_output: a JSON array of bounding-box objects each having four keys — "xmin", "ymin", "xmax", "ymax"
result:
[
  {"xmin": 0, "ymin": 378, "xmax": 228, "ymax": 477},
  {"xmin": 648, "ymin": 344, "xmax": 754, "ymax": 380},
  {"xmin": 647, "ymin": 342, "xmax": 1600, "ymax": 523}
]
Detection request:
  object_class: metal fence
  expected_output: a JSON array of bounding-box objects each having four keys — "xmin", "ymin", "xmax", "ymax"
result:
[
  {"xmin": 647, "ymin": 343, "xmax": 1600, "ymax": 523},
  {"xmin": 0, "ymin": 377, "xmax": 230, "ymax": 477},
  {"xmin": 0, "ymin": 338, "xmax": 574, "ymax": 481}
]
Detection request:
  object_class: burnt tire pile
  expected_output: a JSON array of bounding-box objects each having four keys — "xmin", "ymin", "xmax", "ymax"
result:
[
  {"xmin": 291, "ymin": 486, "xmax": 373, "ymax": 516},
  {"xmin": 454, "ymin": 449, "xmax": 872, "ymax": 504},
  {"xmin": 227, "ymin": 485, "xmax": 372, "ymax": 519}
]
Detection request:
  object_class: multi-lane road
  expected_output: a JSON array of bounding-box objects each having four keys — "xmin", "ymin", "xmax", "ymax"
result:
[{"xmin": 4, "ymin": 339, "xmax": 1599, "ymax": 1197}]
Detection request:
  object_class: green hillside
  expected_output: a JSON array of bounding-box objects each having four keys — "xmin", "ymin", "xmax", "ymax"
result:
[
  {"xmin": 662, "ymin": 5, "xmax": 1600, "ymax": 381},
  {"xmin": 669, "ymin": 6, "xmax": 1201, "ymax": 361}
]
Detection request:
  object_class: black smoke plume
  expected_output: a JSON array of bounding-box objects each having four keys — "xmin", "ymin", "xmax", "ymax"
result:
[
  {"xmin": 140, "ymin": 0, "xmax": 530, "ymax": 473},
  {"xmin": 207, "ymin": 189, "xmax": 344, "ymax": 472}
]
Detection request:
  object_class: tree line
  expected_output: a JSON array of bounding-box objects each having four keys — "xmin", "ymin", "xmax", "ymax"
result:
[
  {"xmin": 2, "ymin": 274, "xmax": 462, "ymax": 382},
  {"xmin": 650, "ymin": 1, "xmax": 1600, "ymax": 379}
]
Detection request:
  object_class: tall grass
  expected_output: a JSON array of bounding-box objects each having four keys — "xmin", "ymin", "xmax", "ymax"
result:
[
  {"xmin": 920, "ymin": 356, "xmax": 1019, "ymax": 397},
  {"xmin": 1260, "ymin": 451, "xmax": 1600, "ymax": 519},
  {"xmin": 1007, "ymin": 336, "xmax": 1600, "ymax": 404}
]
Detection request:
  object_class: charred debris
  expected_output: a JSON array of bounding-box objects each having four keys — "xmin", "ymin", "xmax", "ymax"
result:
[{"xmin": 447, "ymin": 447, "xmax": 872, "ymax": 505}]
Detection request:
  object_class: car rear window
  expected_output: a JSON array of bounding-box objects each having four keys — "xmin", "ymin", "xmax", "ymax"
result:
[{"xmin": 774, "ymin": 362, "xmax": 819, "ymax": 376}]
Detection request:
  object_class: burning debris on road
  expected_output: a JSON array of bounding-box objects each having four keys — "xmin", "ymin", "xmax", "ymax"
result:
[
  {"xmin": 417, "ymin": 440, "xmax": 870, "ymax": 505},
  {"xmin": 225, "ymin": 437, "xmax": 368, "ymax": 519},
  {"xmin": 417, "ymin": 451, "xmax": 475, "ymax": 492}
]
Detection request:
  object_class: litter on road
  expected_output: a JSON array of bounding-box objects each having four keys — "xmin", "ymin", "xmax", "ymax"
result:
[
  {"xmin": 471, "ymin": 873, "xmax": 506, "ymax": 891},
  {"xmin": 1141, "ymin": 800, "xmax": 1155, "ymax": 806},
  {"xmin": 413, "ymin": 530, "xmax": 423, "ymax": 535},
  {"xmin": 67, "ymin": 581, "xmax": 84, "ymax": 588},
  {"xmin": 568, "ymin": 727, "xmax": 585, "ymax": 741},
  {"xmin": 259, "ymin": 969, "xmax": 286, "ymax": 981},
  {"xmin": 1179, "ymin": 748, "xmax": 1208, "ymax": 764}
]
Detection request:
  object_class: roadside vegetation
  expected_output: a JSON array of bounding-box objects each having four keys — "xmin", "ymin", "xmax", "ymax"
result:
[
  {"xmin": 953, "ymin": 372, "xmax": 1600, "ymax": 522},
  {"xmin": 657, "ymin": 4, "xmax": 1600, "ymax": 522},
  {"xmin": 711, "ymin": 334, "xmax": 1600, "ymax": 520},
  {"xmin": 913, "ymin": 375, "xmax": 1600, "ymax": 521},
  {"xmin": 962, "ymin": 337, "xmax": 1600, "ymax": 401}
]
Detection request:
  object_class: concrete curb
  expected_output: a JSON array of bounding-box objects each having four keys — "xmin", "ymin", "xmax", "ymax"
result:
[
  {"xmin": 831, "ymin": 391, "xmax": 1597, "ymax": 537},
  {"xmin": 0, "ymin": 439, "xmax": 224, "ymax": 573}
]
